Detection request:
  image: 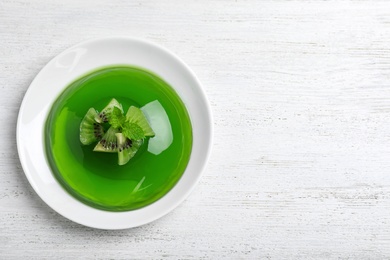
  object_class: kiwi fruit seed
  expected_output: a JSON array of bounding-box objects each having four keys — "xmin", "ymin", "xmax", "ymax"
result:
[
  {"xmin": 95, "ymin": 98, "xmax": 123, "ymax": 123},
  {"xmin": 116, "ymin": 133, "xmax": 143, "ymax": 165},
  {"xmin": 93, "ymin": 127, "xmax": 119, "ymax": 153},
  {"xmin": 80, "ymin": 108, "xmax": 104, "ymax": 145},
  {"xmin": 126, "ymin": 106, "xmax": 155, "ymax": 137}
]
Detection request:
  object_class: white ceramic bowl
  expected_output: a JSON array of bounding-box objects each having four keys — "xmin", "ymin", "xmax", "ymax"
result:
[{"xmin": 16, "ymin": 37, "xmax": 212, "ymax": 229}]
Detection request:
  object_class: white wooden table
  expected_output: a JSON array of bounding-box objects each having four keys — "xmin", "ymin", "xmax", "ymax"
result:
[{"xmin": 1, "ymin": 0, "xmax": 390, "ymax": 258}]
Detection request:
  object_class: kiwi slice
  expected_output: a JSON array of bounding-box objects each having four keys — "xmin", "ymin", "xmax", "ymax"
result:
[
  {"xmin": 93, "ymin": 127, "xmax": 119, "ymax": 153},
  {"xmin": 126, "ymin": 106, "xmax": 155, "ymax": 137},
  {"xmin": 79, "ymin": 100, "xmax": 152, "ymax": 165},
  {"xmin": 95, "ymin": 98, "xmax": 124, "ymax": 123},
  {"xmin": 116, "ymin": 133, "xmax": 143, "ymax": 165},
  {"xmin": 80, "ymin": 108, "xmax": 104, "ymax": 145}
]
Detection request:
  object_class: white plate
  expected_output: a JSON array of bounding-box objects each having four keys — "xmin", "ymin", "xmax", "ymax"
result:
[{"xmin": 16, "ymin": 37, "xmax": 213, "ymax": 229}]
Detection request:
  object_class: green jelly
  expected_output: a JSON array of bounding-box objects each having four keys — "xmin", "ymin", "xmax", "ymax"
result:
[{"xmin": 45, "ymin": 66, "xmax": 193, "ymax": 211}]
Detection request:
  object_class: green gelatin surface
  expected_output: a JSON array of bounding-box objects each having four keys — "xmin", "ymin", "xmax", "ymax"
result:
[{"xmin": 45, "ymin": 66, "xmax": 193, "ymax": 211}]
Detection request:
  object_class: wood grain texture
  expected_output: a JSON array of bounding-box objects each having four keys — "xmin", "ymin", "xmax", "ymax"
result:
[{"xmin": 1, "ymin": 0, "xmax": 390, "ymax": 258}]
